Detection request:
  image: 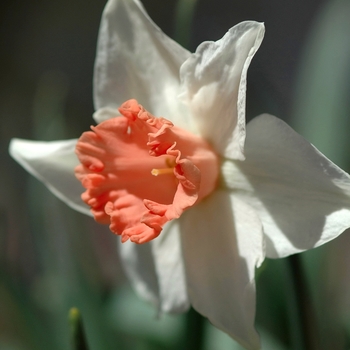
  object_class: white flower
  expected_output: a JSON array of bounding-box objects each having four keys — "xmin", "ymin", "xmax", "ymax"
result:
[{"xmin": 9, "ymin": 0, "xmax": 350, "ymax": 349}]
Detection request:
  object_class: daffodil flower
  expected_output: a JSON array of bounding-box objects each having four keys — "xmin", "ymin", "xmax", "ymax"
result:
[{"xmin": 9, "ymin": 0, "xmax": 350, "ymax": 349}]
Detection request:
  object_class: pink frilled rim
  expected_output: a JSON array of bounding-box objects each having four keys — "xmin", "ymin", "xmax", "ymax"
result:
[{"xmin": 75, "ymin": 99, "xmax": 219, "ymax": 243}]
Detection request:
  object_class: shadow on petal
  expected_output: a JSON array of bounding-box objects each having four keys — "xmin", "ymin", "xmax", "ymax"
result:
[
  {"xmin": 117, "ymin": 240, "xmax": 160, "ymax": 308},
  {"xmin": 180, "ymin": 190, "xmax": 263, "ymax": 350}
]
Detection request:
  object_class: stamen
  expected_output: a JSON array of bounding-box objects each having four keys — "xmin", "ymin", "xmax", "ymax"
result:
[
  {"xmin": 151, "ymin": 157, "xmax": 176, "ymax": 176},
  {"xmin": 151, "ymin": 167, "xmax": 174, "ymax": 176}
]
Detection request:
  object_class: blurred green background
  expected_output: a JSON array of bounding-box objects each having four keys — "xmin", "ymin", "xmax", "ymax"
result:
[{"xmin": 1, "ymin": 0, "xmax": 350, "ymax": 349}]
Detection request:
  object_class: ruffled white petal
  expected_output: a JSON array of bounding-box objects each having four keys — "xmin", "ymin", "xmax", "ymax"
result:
[
  {"xmin": 179, "ymin": 21, "xmax": 264, "ymax": 160},
  {"xmin": 94, "ymin": 0, "xmax": 191, "ymax": 128},
  {"xmin": 222, "ymin": 114, "xmax": 350, "ymax": 258},
  {"xmin": 180, "ymin": 190, "xmax": 264, "ymax": 350},
  {"xmin": 9, "ymin": 138, "xmax": 90, "ymax": 216},
  {"xmin": 117, "ymin": 240, "xmax": 160, "ymax": 307},
  {"xmin": 151, "ymin": 221, "xmax": 190, "ymax": 313}
]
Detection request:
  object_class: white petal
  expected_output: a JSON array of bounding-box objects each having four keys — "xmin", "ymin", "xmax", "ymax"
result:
[
  {"xmin": 93, "ymin": 107, "xmax": 120, "ymax": 124},
  {"xmin": 94, "ymin": 0, "xmax": 191, "ymax": 127},
  {"xmin": 180, "ymin": 190, "xmax": 264, "ymax": 350},
  {"xmin": 222, "ymin": 114, "xmax": 350, "ymax": 258},
  {"xmin": 9, "ymin": 138, "xmax": 90, "ymax": 216},
  {"xmin": 179, "ymin": 21, "xmax": 264, "ymax": 159},
  {"xmin": 117, "ymin": 240, "xmax": 160, "ymax": 307},
  {"xmin": 151, "ymin": 221, "xmax": 190, "ymax": 313}
]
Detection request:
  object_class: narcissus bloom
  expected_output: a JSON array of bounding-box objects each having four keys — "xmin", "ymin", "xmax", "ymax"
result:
[{"xmin": 9, "ymin": 0, "xmax": 350, "ymax": 349}]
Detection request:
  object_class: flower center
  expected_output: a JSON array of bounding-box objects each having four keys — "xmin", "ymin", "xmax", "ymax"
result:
[{"xmin": 75, "ymin": 99, "xmax": 219, "ymax": 244}]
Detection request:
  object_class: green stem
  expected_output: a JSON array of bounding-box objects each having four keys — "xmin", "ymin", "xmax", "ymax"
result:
[
  {"xmin": 69, "ymin": 308, "xmax": 89, "ymax": 350},
  {"xmin": 183, "ymin": 308, "xmax": 205, "ymax": 350},
  {"xmin": 174, "ymin": 0, "xmax": 198, "ymax": 49},
  {"xmin": 287, "ymin": 255, "xmax": 319, "ymax": 350}
]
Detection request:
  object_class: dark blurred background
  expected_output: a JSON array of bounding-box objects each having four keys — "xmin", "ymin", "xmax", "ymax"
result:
[{"xmin": 2, "ymin": 0, "xmax": 350, "ymax": 349}]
